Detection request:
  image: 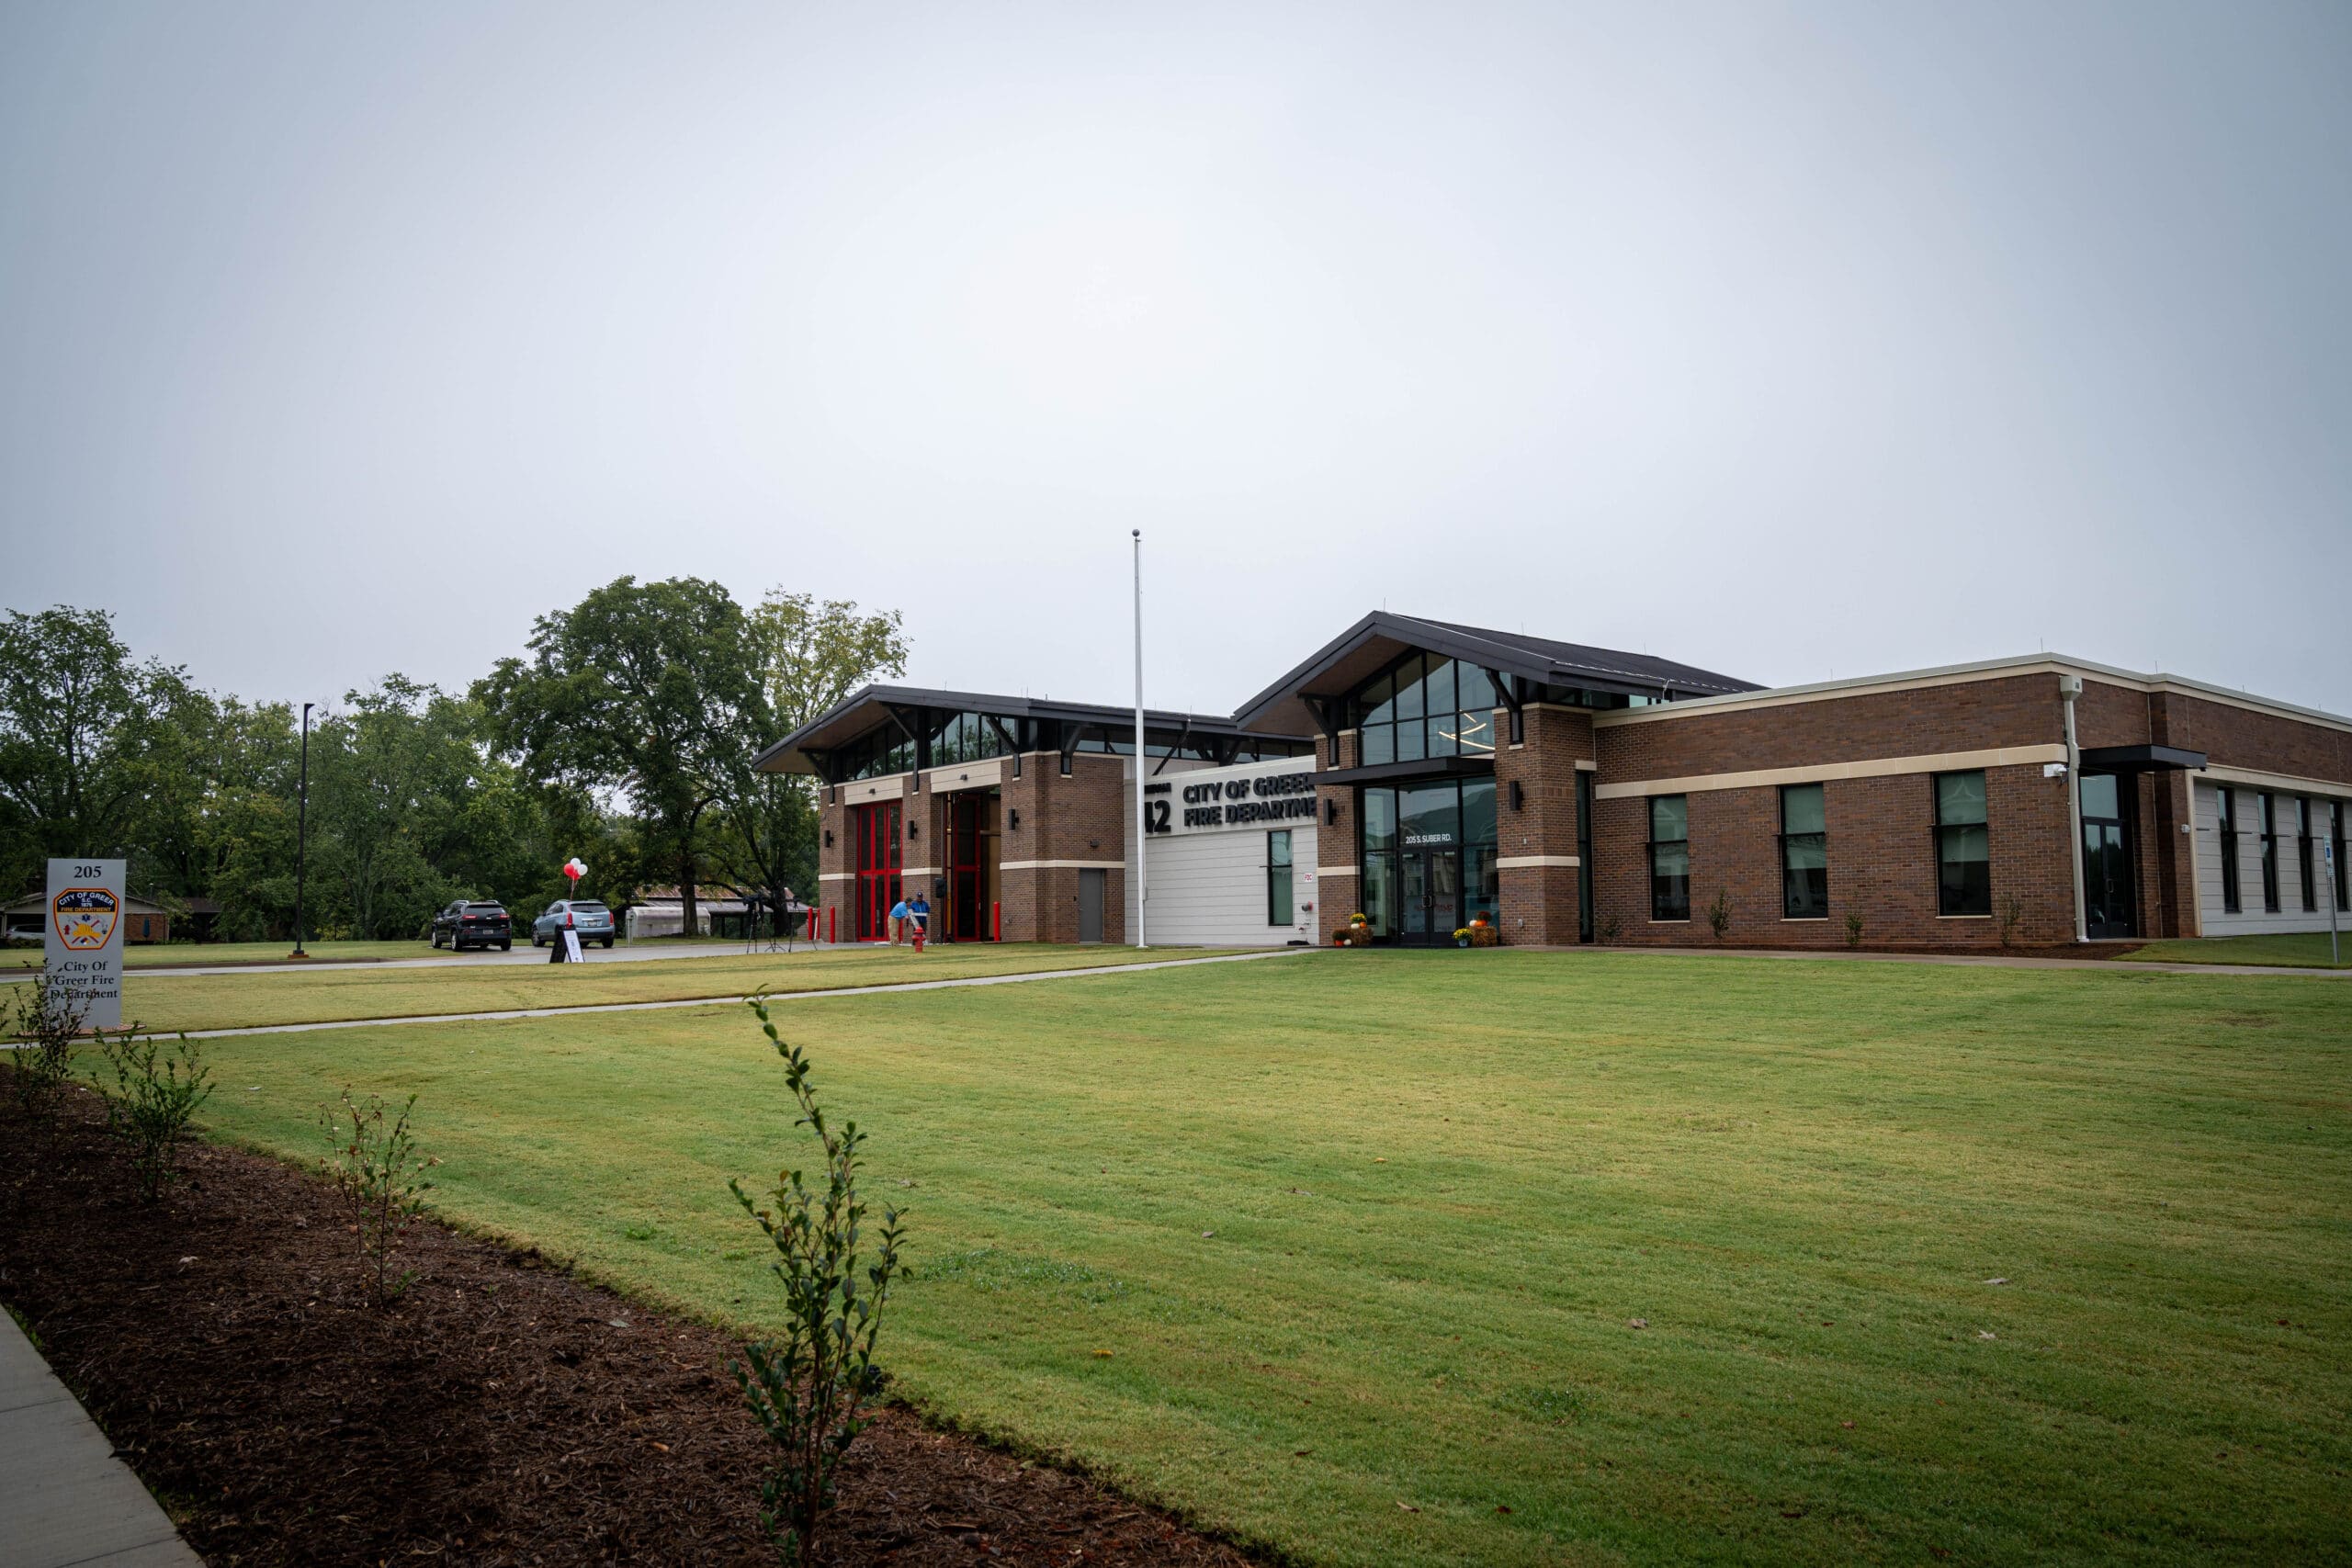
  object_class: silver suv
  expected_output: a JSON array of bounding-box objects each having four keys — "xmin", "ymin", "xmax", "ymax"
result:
[{"xmin": 531, "ymin": 899, "xmax": 616, "ymax": 948}]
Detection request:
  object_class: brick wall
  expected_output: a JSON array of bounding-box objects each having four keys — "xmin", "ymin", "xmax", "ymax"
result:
[
  {"xmin": 1493, "ymin": 705, "xmax": 1591, "ymax": 945},
  {"xmin": 999, "ymin": 752, "xmax": 1126, "ymax": 943},
  {"xmin": 1598, "ymin": 673, "xmax": 2064, "ymax": 780},
  {"xmin": 2156, "ymin": 693, "xmax": 2352, "ymax": 785},
  {"xmin": 1314, "ymin": 731, "xmax": 1357, "ymax": 934},
  {"xmin": 1594, "ymin": 763, "xmax": 2076, "ymax": 948}
]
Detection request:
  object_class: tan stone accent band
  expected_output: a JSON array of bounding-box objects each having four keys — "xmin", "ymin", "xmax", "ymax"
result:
[{"xmin": 1594, "ymin": 744, "xmax": 2066, "ymax": 800}]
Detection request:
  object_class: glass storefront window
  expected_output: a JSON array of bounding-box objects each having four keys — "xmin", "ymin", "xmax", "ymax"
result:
[
  {"xmin": 1401, "ymin": 784, "xmax": 1460, "ymax": 851},
  {"xmin": 1463, "ymin": 777, "xmax": 1497, "ymax": 848},
  {"xmin": 1351, "ymin": 652, "xmax": 1510, "ymax": 766},
  {"xmin": 1465, "ymin": 845, "xmax": 1498, "ymax": 926},
  {"xmin": 1362, "ymin": 852, "xmax": 1398, "ymax": 936},
  {"xmin": 1355, "ymin": 779, "xmax": 1499, "ymax": 942}
]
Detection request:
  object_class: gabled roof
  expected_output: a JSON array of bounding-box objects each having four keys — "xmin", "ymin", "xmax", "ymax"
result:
[
  {"xmin": 752, "ymin": 684, "xmax": 1290, "ymax": 775},
  {"xmin": 1232, "ymin": 612, "xmax": 1759, "ymax": 736}
]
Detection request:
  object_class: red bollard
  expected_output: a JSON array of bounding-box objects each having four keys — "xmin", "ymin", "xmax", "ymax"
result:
[
  {"xmin": 992, "ymin": 900, "xmax": 1001, "ymax": 943},
  {"xmin": 828, "ymin": 907, "xmax": 836, "ymax": 945}
]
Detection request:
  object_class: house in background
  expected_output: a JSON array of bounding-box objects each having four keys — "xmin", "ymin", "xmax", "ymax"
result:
[
  {"xmin": 620, "ymin": 886, "xmax": 810, "ymax": 942},
  {"xmin": 4, "ymin": 890, "xmax": 173, "ymax": 944}
]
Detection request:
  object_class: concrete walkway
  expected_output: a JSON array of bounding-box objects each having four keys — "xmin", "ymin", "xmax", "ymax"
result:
[
  {"xmin": 1536, "ymin": 942, "xmax": 2350, "ymax": 979},
  {"xmin": 6, "ymin": 938, "xmax": 830, "ymax": 982},
  {"xmin": 0, "ymin": 1310, "xmax": 202, "ymax": 1567},
  {"xmin": 172, "ymin": 947, "xmax": 1308, "ymax": 1041}
]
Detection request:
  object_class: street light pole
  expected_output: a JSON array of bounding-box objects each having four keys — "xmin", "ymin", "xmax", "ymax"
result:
[
  {"xmin": 1133, "ymin": 528, "xmax": 1147, "ymax": 951},
  {"xmin": 292, "ymin": 701, "xmax": 312, "ymax": 957}
]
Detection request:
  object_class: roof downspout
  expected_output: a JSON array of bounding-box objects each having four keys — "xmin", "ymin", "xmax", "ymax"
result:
[{"xmin": 2060, "ymin": 674, "xmax": 2087, "ymax": 943}]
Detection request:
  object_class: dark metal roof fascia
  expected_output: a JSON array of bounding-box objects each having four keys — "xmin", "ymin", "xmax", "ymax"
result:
[
  {"xmin": 1233, "ymin": 611, "xmax": 1759, "ymax": 734},
  {"xmin": 756, "ymin": 683, "xmax": 1299, "ymax": 774},
  {"xmin": 1232, "ymin": 611, "xmax": 1523, "ymax": 738},
  {"xmin": 1400, "ymin": 615, "xmax": 1760, "ymax": 697}
]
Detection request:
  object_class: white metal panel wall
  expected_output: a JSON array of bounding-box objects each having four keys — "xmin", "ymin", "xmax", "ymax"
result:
[
  {"xmin": 2194, "ymin": 780, "xmax": 2350, "ymax": 935},
  {"xmin": 1125, "ymin": 755, "xmax": 1321, "ymax": 946},
  {"xmin": 1127, "ymin": 823, "xmax": 1318, "ymax": 946}
]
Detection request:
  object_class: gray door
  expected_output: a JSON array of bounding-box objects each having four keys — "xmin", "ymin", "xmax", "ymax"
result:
[{"xmin": 1078, "ymin": 869, "xmax": 1104, "ymax": 943}]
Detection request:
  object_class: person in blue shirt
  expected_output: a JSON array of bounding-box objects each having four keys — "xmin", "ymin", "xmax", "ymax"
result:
[
  {"xmin": 888, "ymin": 895, "xmax": 911, "ymax": 945},
  {"xmin": 909, "ymin": 893, "xmax": 932, "ymax": 953}
]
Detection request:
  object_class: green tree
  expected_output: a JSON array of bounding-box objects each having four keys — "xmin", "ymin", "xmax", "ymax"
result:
[
  {"xmin": 748, "ymin": 592, "xmax": 909, "ymax": 734},
  {"xmin": 709, "ymin": 593, "xmax": 911, "ymax": 930},
  {"xmin": 0, "ymin": 604, "xmax": 199, "ymax": 894},
  {"xmin": 477, "ymin": 577, "xmax": 769, "ymax": 935},
  {"xmin": 304, "ymin": 678, "xmax": 477, "ymax": 938}
]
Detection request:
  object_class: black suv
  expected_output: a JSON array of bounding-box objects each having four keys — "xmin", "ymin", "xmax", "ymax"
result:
[{"xmin": 430, "ymin": 900, "xmax": 513, "ymax": 952}]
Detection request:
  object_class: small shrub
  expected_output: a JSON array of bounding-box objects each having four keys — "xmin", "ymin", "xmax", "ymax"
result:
[
  {"xmin": 1597, "ymin": 912, "xmax": 1623, "ymax": 944},
  {"xmin": 1705, "ymin": 889, "xmax": 1732, "ymax": 941},
  {"xmin": 94, "ymin": 1032, "xmax": 213, "ymax": 1201},
  {"xmin": 1998, "ymin": 893, "xmax": 2024, "ymax": 948},
  {"xmin": 1844, "ymin": 910, "xmax": 1865, "ymax": 950},
  {"xmin": 729, "ymin": 994, "xmax": 909, "ymax": 1568},
  {"xmin": 6, "ymin": 970, "xmax": 87, "ymax": 1122},
  {"xmin": 321, "ymin": 1089, "xmax": 436, "ymax": 1306}
]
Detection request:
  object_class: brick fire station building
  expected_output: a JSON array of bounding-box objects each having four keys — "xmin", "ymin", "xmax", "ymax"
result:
[{"xmin": 755, "ymin": 613, "xmax": 2352, "ymax": 950}]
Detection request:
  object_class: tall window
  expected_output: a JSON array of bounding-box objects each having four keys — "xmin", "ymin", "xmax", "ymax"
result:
[
  {"xmin": 1649, "ymin": 795, "xmax": 1690, "ymax": 920},
  {"xmin": 1780, "ymin": 784, "xmax": 1828, "ymax": 918},
  {"xmin": 2297, "ymin": 799, "xmax": 2317, "ymax": 912},
  {"xmin": 1934, "ymin": 771, "xmax": 1990, "ymax": 916},
  {"xmin": 2259, "ymin": 793, "xmax": 2280, "ymax": 912},
  {"xmin": 1267, "ymin": 830, "xmax": 1294, "ymax": 926},
  {"xmin": 2335, "ymin": 801, "xmax": 2348, "ymax": 914},
  {"xmin": 1351, "ymin": 653, "xmax": 1498, "ymax": 766},
  {"xmin": 2217, "ymin": 787, "xmax": 2240, "ymax": 914}
]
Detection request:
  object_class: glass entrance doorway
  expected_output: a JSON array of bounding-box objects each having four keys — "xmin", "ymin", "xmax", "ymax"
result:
[
  {"xmin": 2080, "ymin": 772, "xmax": 2137, "ymax": 939},
  {"xmin": 1401, "ymin": 850, "xmax": 1461, "ymax": 941},
  {"xmin": 1362, "ymin": 777, "xmax": 1498, "ymax": 945},
  {"xmin": 943, "ymin": 792, "xmax": 999, "ymax": 942},
  {"xmin": 852, "ymin": 801, "xmax": 902, "ymax": 942}
]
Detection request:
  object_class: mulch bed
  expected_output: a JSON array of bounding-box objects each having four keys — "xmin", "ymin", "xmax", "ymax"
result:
[{"xmin": 0, "ymin": 1089, "xmax": 1257, "ymax": 1567}]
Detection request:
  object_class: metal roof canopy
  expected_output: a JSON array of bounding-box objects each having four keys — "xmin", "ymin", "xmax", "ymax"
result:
[
  {"xmin": 1316, "ymin": 753, "xmax": 1498, "ymax": 786},
  {"xmin": 2078, "ymin": 743, "xmax": 2210, "ymax": 773},
  {"xmin": 1232, "ymin": 612, "xmax": 1759, "ymax": 738},
  {"xmin": 752, "ymin": 683, "xmax": 1287, "ymax": 776}
]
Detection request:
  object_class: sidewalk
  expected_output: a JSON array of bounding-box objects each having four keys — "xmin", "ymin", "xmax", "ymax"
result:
[{"xmin": 0, "ymin": 1308, "xmax": 202, "ymax": 1567}]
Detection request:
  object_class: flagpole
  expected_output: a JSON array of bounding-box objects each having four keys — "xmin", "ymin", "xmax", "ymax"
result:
[{"xmin": 1133, "ymin": 529, "xmax": 1147, "ymax": 950}]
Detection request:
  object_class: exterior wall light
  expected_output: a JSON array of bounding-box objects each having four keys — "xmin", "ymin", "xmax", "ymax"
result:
[
  {"xmin": 823, "ymin": 829, "xmax": 833, "ymax": 848},
  {"xmin": 1008, "ymin": 808, "xmax": 1020, "ymax": 830},
  {"xmin": 1510, "ymin": 780, "xmax": 1524, "ymax": 812},
  {"xmin": 1324, "ymin": 798, "xmax": 1340, "ymax": 826},
  {"xmin": 907, "ymin": 822, "xmax": 919, "ymax": 840}
]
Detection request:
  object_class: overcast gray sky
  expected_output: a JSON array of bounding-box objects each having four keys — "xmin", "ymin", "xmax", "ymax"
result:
[{"xmin": 4, "ymin": 1, "xmax": 2346, "ymax": 718}]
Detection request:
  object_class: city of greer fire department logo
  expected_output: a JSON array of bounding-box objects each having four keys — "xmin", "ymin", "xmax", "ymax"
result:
[{"xmin": 51, "ymin": 886, "xmax": 119, "ymax": 950}]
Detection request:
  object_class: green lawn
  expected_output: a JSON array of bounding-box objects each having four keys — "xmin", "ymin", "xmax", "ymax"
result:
[
  {"xmin": 173, "ymin": 951, "xmax": 2349, "ymax": 1566},
  {"xmin": 4, "ymin": 938, "xmax": 439, "ymax": 970},
  {"xmin": 97, "ymin": 944, "xmax": 1227, "ymax": 1034},
  {"xmin": 2119, "ymin": 931, "xmax": 2350, "ymax": 969}
]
